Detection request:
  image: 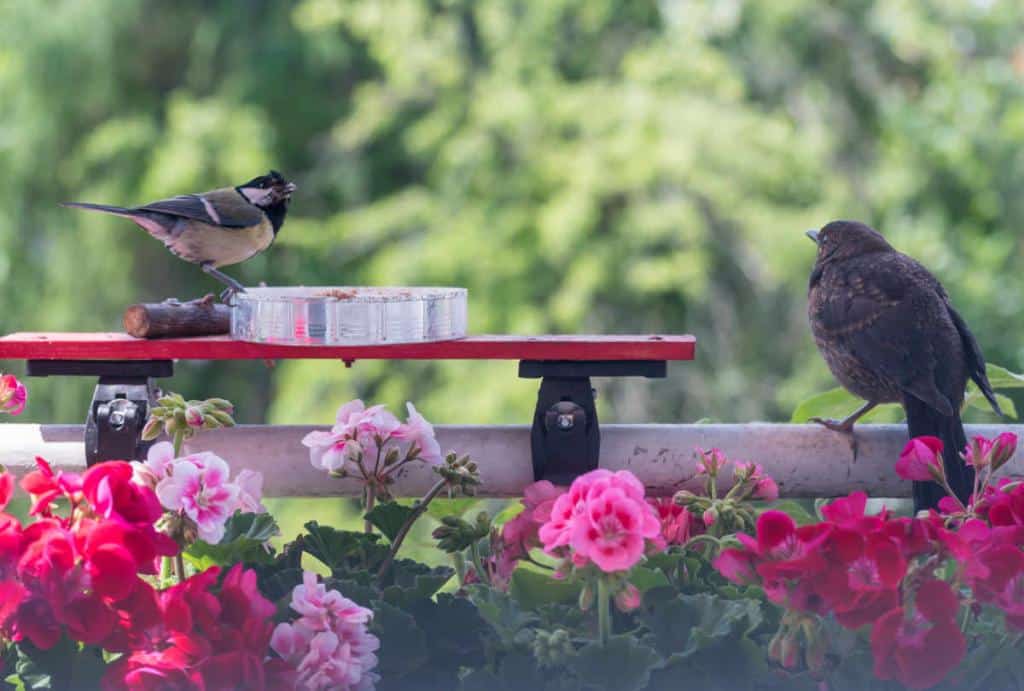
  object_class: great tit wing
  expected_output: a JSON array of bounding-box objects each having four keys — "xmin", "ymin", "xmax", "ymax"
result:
[{"xmin": 137, "ymin": 188, "xmax": 263, "ymax": 228}]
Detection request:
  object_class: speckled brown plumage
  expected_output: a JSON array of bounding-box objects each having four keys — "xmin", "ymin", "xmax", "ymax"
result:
[{"xmin": 807, "ymin": 220, "xmax": 1001, "ymax": 510}]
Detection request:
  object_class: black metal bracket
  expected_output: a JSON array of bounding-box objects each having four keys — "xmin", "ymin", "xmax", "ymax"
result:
[
  {"xmin": 519, "ymin": 360, "xmax": 666, "ymax": 484},
  {"xmin": 27, "ymin": 360, "xmax": 174, "ymax": 466}
]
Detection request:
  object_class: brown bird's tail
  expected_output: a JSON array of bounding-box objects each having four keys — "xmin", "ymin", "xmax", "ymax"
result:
[{"xmin": 904, "ymin": 395, "xmax": 972, "ymax": 511}]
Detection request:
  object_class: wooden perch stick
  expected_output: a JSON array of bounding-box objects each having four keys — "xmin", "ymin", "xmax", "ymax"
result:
[{"xmin": 123, "ymin": 296, "xmax": 231, "ymax": 339}]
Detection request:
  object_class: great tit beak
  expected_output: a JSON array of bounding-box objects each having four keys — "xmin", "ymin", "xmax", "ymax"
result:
[
  {"xmin": 283, "ymin": 182, "xmax": 297, "ymax": 194},
  {"xmin": 805, "ymin": 229, "xmax": 820, "ymax": 244}
]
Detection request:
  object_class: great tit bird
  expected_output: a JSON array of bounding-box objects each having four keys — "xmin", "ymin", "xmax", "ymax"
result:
[{"xmin": 63, "ymin": 171, "xmax": 296, "ymax": 301}]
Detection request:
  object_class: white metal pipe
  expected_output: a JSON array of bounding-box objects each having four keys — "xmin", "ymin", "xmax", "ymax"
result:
[{"xmin": 1, "ymin": 424, "xmax": 1021, "ymax": 498}]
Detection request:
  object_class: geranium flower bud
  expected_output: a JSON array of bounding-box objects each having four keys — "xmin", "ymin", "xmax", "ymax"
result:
[
  {"xmin": 614, "ymin": 583, "xmax": 642, "ymax": 612},
  {"xmin": 141, "ymin": 417, "xmax": 163, "ymax": 442},
  {"xmin": 964, "ymin": 436, "xmax": 994, "ymax": 469},
  {"xmin": 184, "ymin": 406, "xmax": 204, "ymax": 429},
  {"xmin": 895, "ymin": 436, "xmax": 945, "ymax": 483},
  {"xmin": 991, "ymin": 432, "xmax": 1018, "ymax": 471},
  {"xmin": 578, "ymin": 582, "xmax": 595, "ymax": 611},
  {"xmin": 703, "ymin": 507, "xmax": 718, "ymax": 526},
  {"xmin": 695, "ymin": 447, "xmax": 728, "ymax": 476}
]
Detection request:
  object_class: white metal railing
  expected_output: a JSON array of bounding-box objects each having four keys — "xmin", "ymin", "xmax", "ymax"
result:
[{"xmin": 4, "ymin": 424, "xmax": 1022, "ymax": 497}]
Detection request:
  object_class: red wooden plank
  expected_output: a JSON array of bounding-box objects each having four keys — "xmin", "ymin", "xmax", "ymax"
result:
[{"xmin": 0, "ymin": 333, "xmax": 695, "ymax": 362}]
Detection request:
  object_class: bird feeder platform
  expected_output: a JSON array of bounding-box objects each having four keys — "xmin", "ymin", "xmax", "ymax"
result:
[{"xmin": 0, "ymin": 332, "xmax": 695, "ymax": 484}]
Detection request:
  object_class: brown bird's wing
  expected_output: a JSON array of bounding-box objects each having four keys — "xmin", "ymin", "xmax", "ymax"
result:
[
  {"xmin": 812, "ymin": 261, "xmax": 955, "ymax": 416},
  {"xmin": 136, "ymin": 188, "xmax": 264, "ymax": 229}
]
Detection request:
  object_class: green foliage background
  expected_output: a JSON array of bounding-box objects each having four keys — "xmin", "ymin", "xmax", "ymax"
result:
[{"xmin": 3, "ymin": 0, "xmax": 1022, "ymax": 430}]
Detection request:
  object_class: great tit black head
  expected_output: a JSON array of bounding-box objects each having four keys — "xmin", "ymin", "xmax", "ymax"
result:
[{"xmin": 236, "ymin": 170, "xmax": 297, "ymax": 208}]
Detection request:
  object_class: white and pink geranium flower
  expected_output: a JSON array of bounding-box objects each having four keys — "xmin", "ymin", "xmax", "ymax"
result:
[
  {"xmin": 136, "ymin": 441, "xmax": 267, "ymax": 543},
  {"xmin": 302, "ymin": 399, "xmax": 444, "ymax": 485},
  {"xmin": 155, "ymin": 452, "xmax": 240, "ymax": 543},
  {"xmin": 271, "ymin": 571, "xmax": 380, "ymax": 691}
]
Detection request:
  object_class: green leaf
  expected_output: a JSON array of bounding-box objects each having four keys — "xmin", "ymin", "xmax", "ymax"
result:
[
  {"xmin": 301, "ymin": 521, "xmax": 389, "ymax": 574},
  {"xmin": 760, "ymin": 499, "xmax": 817, "ymax": 525},
  {"xmin": 638, "ymin": 589, "xmax": 763, "ymax": 659},
  {"xmin": 467, "ymin": 585, "xmax": 538, "ymax": 645},
  {"xmin": 381, "ymin": 561, "xmax": 454, "ymax": 607},
  {"xmin": 509, "ymin": 568, "xmax": 581, "ymax": 610},
  {"xmin": 365, "ymin": 501, "xmax": 418, "ymax": 543},
  {"xmin": 629, "ymin": 565, "xmax": 670, "ymax": 593},
  {"xmin": 405, "ymin": 594, "xmax": 490, "ymax": 669},
  {"xmin": 12, "ymin": 638, "xmax": 108, "ymax": 691},
  {"xmin": 183, "ymin": 512, "xmax": 280, "ymax": 570},
  {"xmin": 790, "ymin": 388, "xmax": 901, "ymax": 423},
  {"xmin": 459, "ymin": 653, "xmax": 548, "ymax": 691},
  {"xmin": 371, "ymin": 601, "xmax": 429, "ymax": 678},
  {"xmin": 427, "ymin": 498, "xmax": 480, "ymax": 521},
  {"xmin": 570, "ymin": 635, "xmax": 662, "ymax": 691},
  {"xmin": 222, "ymin": 511, "xmax": 280, "ymax": 542}
]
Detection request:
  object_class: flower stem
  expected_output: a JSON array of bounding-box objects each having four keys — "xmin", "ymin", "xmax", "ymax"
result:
[
  {"xmin": 172, "ymin": 430, "xmax": 185, "ymax": 457},
  {"xmin": 174, "ymin": 553, "xmax": 186, "ymax": 582},
  {"xmin": 453, "ymin": 552, "xmax": 467, "ymax": 587},
  {"xmin": 597, "ymin": 577, "xmax": 612, "ymax": 646},
  {"xmin": 376, "ymin": 478, "xmax": 447, "ymax": 581},
  {"xmin": 363, "ymin": 486, "xmax": 376, "ymax": 534},
  {"xmin": 161, "ymin": 556, "xmax": 172, "ymax": 584},
  {"xmin": 469, "ymin": 541, "xmax": 490, "ymax": 587}
]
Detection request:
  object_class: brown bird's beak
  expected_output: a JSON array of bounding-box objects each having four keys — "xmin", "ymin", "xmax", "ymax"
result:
[{"xmin": 805, "ymin": 229, "xmax": 820, "ymax": 244}]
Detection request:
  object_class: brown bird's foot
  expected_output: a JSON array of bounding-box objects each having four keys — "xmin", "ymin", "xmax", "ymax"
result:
[
  {"xmin": 201, "ymin": 263, "xmax": 246, "ymax": 304},
  {"xmin": 810, "ymin": 417, "xmax": 861, "ymax": 459},
  {"xmin": 808, "ymin": 416, "xmax": 856, "ymax": 434},
  {"xmin": 808, "ymin": 401, "xmax": 878, "ymax": 461}
]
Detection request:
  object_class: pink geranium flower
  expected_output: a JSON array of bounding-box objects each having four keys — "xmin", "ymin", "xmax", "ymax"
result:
[
  {"xmin": 156, "ymin": 454, "xmax": 240, "ymax": 543},
  {"xmin": 539, "ymin": 469, "xmax": 661, "ymax": 574},
  {"xmin": 0, "ymin": 374, "xmax": 27, "ymax": 416},
  {"xmin": 574, "ymin": 486, "xmax": 659, "ymax": 571}
]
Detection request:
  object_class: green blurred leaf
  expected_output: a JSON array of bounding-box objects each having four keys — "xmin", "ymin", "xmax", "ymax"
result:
[
  {"xmin": 427, "ymin": 498, "xmax": 481, "ymax": 521},
  {"xmin": 760, "ymin": 499, "xmax": 817, "ymax": 525},
  {"xmin": 964, "ymin": 388, "xmax": 1017, "ymax": 419},
  {"xmin": 629, "ymin": 565, "xmax": 670, "ymax": 593},
  {"xmin": 791, "ymin": 388, "xmax": 902, "ymax": 423},
  {"xmin": 985, "ymin": 364, "xmax": 1024, "ymax": 389},
  {"xmin": 509, "ymin": 568, "xmax": 581, "ymax": 610}
]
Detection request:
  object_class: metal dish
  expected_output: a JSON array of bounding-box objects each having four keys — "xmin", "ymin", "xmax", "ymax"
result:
[{"xmin": 230, "ymin": 287, "xmax": 467, "ymax": 345}]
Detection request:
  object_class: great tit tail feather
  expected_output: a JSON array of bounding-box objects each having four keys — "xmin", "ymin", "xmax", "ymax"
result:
[{"xmin": 61, "ymin": 201, "xmax": 138, "ymax": 216}]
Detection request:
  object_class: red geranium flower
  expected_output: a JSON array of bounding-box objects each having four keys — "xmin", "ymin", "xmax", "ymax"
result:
[{"xmin": 870, "ymin": 580, "xmax": 965, "ymax": 690}]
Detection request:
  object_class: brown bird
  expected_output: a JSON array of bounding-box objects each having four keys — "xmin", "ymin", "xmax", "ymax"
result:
[{"xmin": 806, "ymin": 220, "xmax": 1001, "ymax": 510}]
